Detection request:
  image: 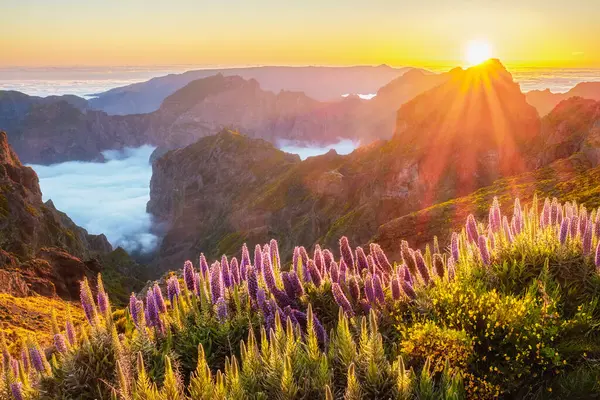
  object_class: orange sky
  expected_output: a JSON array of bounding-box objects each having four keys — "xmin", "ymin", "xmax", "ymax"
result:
[{"xmin": 2, "ymin": 0, "xmax": 600, "ymax": 67}]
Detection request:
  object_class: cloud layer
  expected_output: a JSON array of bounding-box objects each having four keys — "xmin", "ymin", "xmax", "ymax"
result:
[
  {"xmin": 29, "ymin": 146, "xmax": 158, "ymax": 253},
  {"xmin": 278, "ymin": 139, "xmax": 357, "ymax": 160}
]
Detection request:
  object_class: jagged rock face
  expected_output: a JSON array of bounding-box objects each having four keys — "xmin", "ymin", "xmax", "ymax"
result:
[
  {"xmin": 0, "ymin": 131, "xmax": 114, "ymax": 299},
  {"xmin": 526, "ymin": 82, "xmax": 600, "ymax": 117}
]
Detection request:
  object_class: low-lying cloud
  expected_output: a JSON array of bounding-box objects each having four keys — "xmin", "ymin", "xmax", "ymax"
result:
[
  {"xmin": 29, "ymin": 146, "xmax": 158, "ymax": 253},
  {"xmin": 278, "ymin": 139, "xmax": 358, "ymax": 160}
]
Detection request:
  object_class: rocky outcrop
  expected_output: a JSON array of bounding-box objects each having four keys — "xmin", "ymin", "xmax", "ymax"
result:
[{"xmin": 526, "ymin": 82, "xmax": 600, "ymax": 116}]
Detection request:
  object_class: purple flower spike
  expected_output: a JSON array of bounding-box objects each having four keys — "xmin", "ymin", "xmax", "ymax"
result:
[
  {"xmin": 221, "ymin": 255, "xmax": 232, "ymax": 288},
  {"xmin": 153, "ymin": 283, "xmax": 167, "ymax": 313},
  {"xmin": 282, "ymin": 272, "xmax": 296, "ymax": 300},
  {"xmin": 21, "ymin": 349, "xmax": 29, "ymax": 372},
  {"xmin": 254, "ymin": 244, "xmax": 263, "ymax": 273},
  {"xmin": 216, "ymin": 297, "xmax": 228, "ymax": 321},
  {"xmin": 401, "ymin": 241, "xmax": 417, "ymax": 276},
  {"xmin": 487, "ymin": 228, "xmax": 496, "ymax": 250},
  {"xmin": 541, "ymin": 198, "xmax": 551, "ymax": 228},
  {"xmin": 447, "ymin": 257, "xmax": 456, "ymax": 281},
  {"xmin": 550, "ymin": 198, "xmax": 559, "ymax": 225},
  {"xmin": 401, "ymin": 280, "xmax": 416, "ymax": 300},
  {"xmin": 364, "ymin": 275, "xmax": 376, "ymax": 305},
  {"xmin": 80, "ymin": 279, "xmax": 97, "ymax": 326},
  {"xmin": 372, "ymin": 273, "xmax": 385, "ymax": 304},
  {"xmin": 54, "ymin": 333, "xmax": 68, "ymax": 354},
  {"xmin": 145, "ymin": 290, "xmax": 161, "ymax": 328},
  {"xmin": 356, "ymin": 246, "xmax": 369, "ymax": 272},
  {"xmin": 167, "ymin": 276, "xmax": 181, "ymax": 305},
  {"xmin": 414, "ymin": 250, "xmax": 431, "ymax": 284},
  {"xmin": 451, "ymin": 232, "xmax": 460, "ymax": 262},
  {"xmin": 489, "ymin": 197, "xmax": 502, "ymax": 232},
  {"xmin": 332, "ymin": 283, "xmax": 354, "ymax": 317},
  {"xmin": 433, "ymin": 254, "xmax": 445, "ymax": 278},
  {"xmin": 314, "ymin": 245, "xmax": 325, "ymax": 274},
  {"xmin": 241, "ymin": 244, "xmax": 251, "ymax": 271},
  {"xmin": 478, "ymin": 235, "xmax": 491, "ymax": 266},
  {"xmin": 559, "ymin": 218, "xmax": 570, "ymax": 245},
  {"xmin": 307, "ymin": 259, "xmax": 322, "ymax": 287},
  {"xmin": 466, "ymin": 214, "xmax": 479, "ymax": 243},
  {"xmin": 210, "ymin": 263, "xmax": 223, "ymax": 304},
  {"xmin": 247, "ymin": 267, "xmax": 259, "ymax": 301},
  {"xmin": 293, "ymin": 246, "xmax": 300, "ymax": 274},
  {"xmin": 359, "ymin": 299, "xmax": 372, "ymax": 314},
  {"xmin": 199, "ymin": 253, "xmax": 209, "ymax": 276},
  {"xmin": 312, "ymin": 312, "xmax": 328, "ymax": 345},
  {"xmin": 372, "ymin": 244, "xmax": 392, "ymax": 273},
  {"xmin": 10, "ymin": 382, "xmax": 24, "ymax": 400},
  {"xmin": 262, "ymin": 252, "xmax": 277, "ymax": 291},
  {"xmin": 129, "ymin": 293, "xmax": 138, "ymax": 322},
  {"xmin": 403, "ymin": 266, "xmax": 414, "ymax": 285},
  {"xmin": 339, "ymin": 236, "xmax": 355, "ymax": 271},
  {"xmin": 256, "ymin": 288, "xmax": 267, "ymax": 314},
  {"xmin": 183, "ymin": 260, "xmax": 196, "ymax": 293},
  {"xmin": 270, "ymin": 239, "xmax": 281, "ymax": 268},
  {"xmin": 97, "ymin": 280, "xmax": 108, "ymax": 315},
  {"xmin": 29, "ymin": 343, "xmax": 47, "ymax": 373},
  {"xmin": 230, "ymin": 257, "xmax": 240, "ymax": 286},
  {"xmin": 391, "ymin": 277, "xmax": 401, "ymax": 300},
  {"xmin": 571, "ymin": 216, "xmax": 580, "ymax": 238},
  {"xmin": 323, "ymin": 249, "xmax": 334, "ymax": 271},
  {"xmin": 347, "ymin": 276, "xmax": 360, "ymax": 302},
  {"xmin": 583, "ymin": 221, "xmax": 593, "ymax": 255},
  {"xmin": 330, "ymin": 261, "xmax": 340, "ymax": 283},
  {"xmin": 10, "ymin": 358, "xmax": 19, "ymax": 377}
]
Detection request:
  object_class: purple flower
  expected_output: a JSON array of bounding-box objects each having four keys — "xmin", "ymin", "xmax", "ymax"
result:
[
  {"xmin": 503, "ymin": 216, "xmax": 513, "ymax": 243},
  {"xmin": 559, "ymin": 218, "xmax": 570, "ymax": 245},
  {"xmin": 54, "ymin": 333, "xmax": 68, "ymax": 354},
  {"xmin": 391, "ymin": 276, "xmax": 401, "ymax": 300},
  {"xmin": 183, "ymin": 260, "xmax": 196, "ymax": 293},
  {"xmin": 270, "ymin": 239, "xmax": 281, "ymax": 268},
  {"xmin": 97, "ymin": 279, "xmax": 109, "ymax": 315},
  {"xmin": 307, "ymin": 260, "xmax": 322, "ymax": 287},
  {"xmin": 199, "ymin": 254, "xmax": 209, "ymax": 277},
  {"xmin": 314, "ymin": 245, "xmax": 325, "ymax": 275},
  {"xmin": 153, "ymin": 283, "xmax": 167, "ymax": 313},
  {"xmin": 282, "ymin": 272, "xmax": 296, "ymax": 300},
  {"xmin": 10, "ymin": 358, "xmax": 18, "ymax": 377},
  {"xmin": 489, "ymin": 197, "xmax": 501, "ymax": 232},
  {"xmin": 167, "ymin": 276, "xmax": 181, "ymax": 305},
  {"xmin": 478, "ymin": 235, "xmax": 491, "ymax": 266},
  {"xmin": 323, "ymin": 249, "xmax": 334, "ymax": 271},
  {"xmin": 403, "ymin": 266, "xmax": 414, "ymax": 285},
  {"xmin": 359, "ymin": 299, "xmax": 372, "ymax": 314},
  {"xmin": 240, "ymin": 244, "xmax": 251, "ymax": 274},
  {"xmin": 145, "ymin": 290, "xmax": 161, "ymax": 328},
  {"xmin": 10, "ymin": 382, "xmax": 24, "ymax": 400},
  {"xmin": 247, "ymin": 267, "xmax": 259, "ymax": 302},
  {"xmin": 487, "ymin": 228, "xmax": 495, "ymax": 251},
  {"xmin": 401, "ymin": 241, "xmax": 417, "ymax": 276},
  {"xmin": 372, "ymin": 244, "xmax": 392, "ymax": 273},
  {"xmin": 254, "ymin": 244, "xmax": 263, "ymax": 273},
  {"xmin": 312, "ymin": 312, "xmax": 328, "ymax": 345},
  {"xmin": 216, "ymin": 297, "xmax": 228, "ymax": 321},
  {"xmin": 272, "ymin": 287, "xmax": 292, "ymax": 307},
  {"xmin": 595, "ymin": 241, "xmax": 600, "ymax": 270},
  {"xmin": 580, "ymin": 208, "xmax": 588, "ymax": 234},
  {"xmin": 221, "ymin": 255, "xmax": 232, "ymax": 288},
  {"xmin": 288, "ymin": 270, "xmax": 305, "ymax": 297},
  {"xmin": 366, "ymin": 255, "xmax": 376, "ymax": 275},
  {"xmin": 29, "ymin": 343, "xmax": 47, "ymax": 373},
  {"xmin": 451, "ymin": 232, "xmax": 460, "ymax": 262},
  {"xmin": 292, "ymin": 246, "xmax": 300, "ymax": 274},
  {"xmin": 339, "ymin": 236, "xmax": 355, "ymax": 271},
  {"xmin": 364, "ymin": 275, "xmax": 376, "ymax": 305},
  {"xmin": 466, "ymin": 214, "xmax": 479, "ymax": 243},
  {"xmin": 356, "ymin": 246, "xmax": 369, "ymax": 272},
  {"xmin": 210, "ymin": 263, "xmax": 223, "ymax": 304},
  {"xmin": 541, "ymin": 198, "xmax": 551, "ymax": 228},
  {"xmin": 21, "ymin": 348, "xmax": 29, "ymax": 372},
  {"xmin": 129, "ymin": 293, "xmax": 138, "ymax": 323},
  {"xmin": 257, "ymin": 288, "xmax": 267, "ymax": 315},
  {"xmin": 414, "ymin": 250, "xmax": 431, "ymax": 284},
  {"xmin": 230, "ymin": 257, "xmax": 240, "ymax": 286},
  {"xmin": 571, "ymin": 216, "xmax": 580, "ymax": 238},
  {"xmin": 332, "ymin": 283, "xmax": 354, "ymax": 317},
  {"xmin": 347, "ymin": 276, "xmax": 360, "ymax": 302},
  {"xmin": 330, "ymin": 261, "xmax": 340, "ymax": 283},
  {"xmin": 372, "ymin": 273, "xmax": 385, "ymax": 304},
  {"xmin": 551, "ymin": 198, "xmax": 559, "ymax": 225},
  {"xmin": 262, "ymin": 252, "xmax": 278, "ymax": 291},
  {"xmin": 400, "ymin": 280, "xmax": 416, "ymax": 300},
  {"xmin": 583, "ymin": 221, "xmax": 593, "ymax": 255},
  {"xmin": 433, "ymin": 254, "xmax": 445, "ymax": 278},
  {"xmin": 80, "ymin": 279, "xmax": 97, "ymax": 326}
]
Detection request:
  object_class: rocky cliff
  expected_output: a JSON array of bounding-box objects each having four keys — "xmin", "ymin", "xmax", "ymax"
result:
[
  {"xmin": 0, "ymin": 131, "xmax": 144, "ymax": 300},
  {"xmin": 526, "ymin": 82, "xmax": 600, "ymax": 116}
]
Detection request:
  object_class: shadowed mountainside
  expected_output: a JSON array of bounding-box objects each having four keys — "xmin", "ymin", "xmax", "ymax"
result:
[{"xmin": 526, "ymin": 82, "xmax": 600, "ymax": 116}]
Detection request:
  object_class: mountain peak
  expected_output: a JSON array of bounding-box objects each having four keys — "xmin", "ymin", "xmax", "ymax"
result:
[{"xmin": 0, "ymin": 131, "xmax": 22, "ymax": 167}]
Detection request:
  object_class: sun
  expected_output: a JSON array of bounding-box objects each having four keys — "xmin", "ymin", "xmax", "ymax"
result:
[{"xmin": 465, "ymin": 40, "xmax": 493, "ymax": 66}]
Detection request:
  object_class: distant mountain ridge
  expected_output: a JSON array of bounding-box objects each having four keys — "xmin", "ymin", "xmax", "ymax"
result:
[
  {"xmin": 526, "ymin": 82, "xmax": 600, "ymax": 116},
  {"xmin": 88, "ymin": 65, "xmax": 416, "ymax": 115}
]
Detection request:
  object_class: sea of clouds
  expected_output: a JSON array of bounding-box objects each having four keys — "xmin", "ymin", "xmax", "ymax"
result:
[
  {"xmin": 28, "ymin": 145, "xmax": 158, "ymax": 253},
  {"xmin": 278, "ymin": 139, "xmax": 357, "ymax": 160}
]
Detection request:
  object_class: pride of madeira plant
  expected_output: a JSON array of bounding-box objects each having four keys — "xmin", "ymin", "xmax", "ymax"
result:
[{"xmin": 1, "ymin": 194, "xmax": 599, "ymax": 399}]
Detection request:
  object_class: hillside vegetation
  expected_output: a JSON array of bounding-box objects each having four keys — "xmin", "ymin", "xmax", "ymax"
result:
[{"xmin": 1, "ymin": 195, "xmax": 599, "ymax": 399}]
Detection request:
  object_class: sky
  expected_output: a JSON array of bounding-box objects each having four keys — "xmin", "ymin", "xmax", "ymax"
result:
[{"xmin": 1, "ymin": 0, "xmax": 600, "ymax": 67}]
